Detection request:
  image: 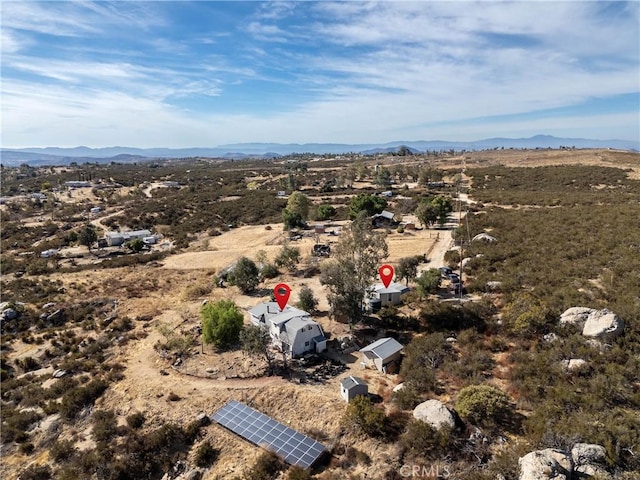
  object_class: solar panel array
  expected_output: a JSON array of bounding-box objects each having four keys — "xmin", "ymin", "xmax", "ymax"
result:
[{"xmin": 211, "ymin": 400, "xmax": 326, "ymax": 469}]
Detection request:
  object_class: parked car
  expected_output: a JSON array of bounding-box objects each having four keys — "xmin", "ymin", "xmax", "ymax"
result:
[
  {"xmin": 439, "ymin": 267, "xmax": 452, "ymax": 278},
  {"xmin": 448, "ymin": 273, "xmax": 461, "ymax": 284}
]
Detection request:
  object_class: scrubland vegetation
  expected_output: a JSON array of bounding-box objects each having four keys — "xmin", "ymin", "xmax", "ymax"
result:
[{"xmin": 1, "ymin": 150, "xmax": 639, "ymax": 479}]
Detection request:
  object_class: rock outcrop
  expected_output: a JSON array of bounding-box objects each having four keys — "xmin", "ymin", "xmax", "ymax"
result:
[
  {"xmin": 561, "ymin": 358, "xmax": 587, "ymax": 371},
  {"xmin": 413, "ymin": 399, "xmax": 455, "ymax": 430},
  {"xmin": 582, "ymin": 309, "xmax": 624, "ymax": 340},
  {"xmin": 571, "ymin": 443, "xmax": 611, "ymax": 479},
  {"xmin": 559, "ymin": 307, "xmax": 624, "ymax": 340},
  {"xmin": 559, "ymin": 307, "xmax": 597, "ymax": 327},
  {"xmin": 518, "ymin": 448, "xmax": 572, "ymax": 480},
  {"xmin": 519, "ymin": 444, "xmax": 611, "ymax": 479}
]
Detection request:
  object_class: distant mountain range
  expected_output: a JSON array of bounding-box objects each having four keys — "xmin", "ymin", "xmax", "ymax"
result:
[{"xmin": 1, "ymin": 135, "xmax": 637, "ymax": 166}]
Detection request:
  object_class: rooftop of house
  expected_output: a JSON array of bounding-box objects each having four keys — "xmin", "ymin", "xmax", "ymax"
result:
[
  {"xmin": 270, "ymin": 307, "xmax": 311, "ymax": 327},
  {"xmin": 341, "ymin": 376, "xmax": 367, "ymax": 389},
  {"xmin": 372, "ymin": 282, "xmax": 410, "ymax": 294},
  {"xmin": 360, "ymin": 337, "xmax": 403, "ymax": 359}
]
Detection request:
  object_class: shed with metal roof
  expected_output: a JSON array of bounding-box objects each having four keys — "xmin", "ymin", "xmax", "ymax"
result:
[{"xmin": 360, "ymin": 337, "xmax": 403, "ymax": 373}]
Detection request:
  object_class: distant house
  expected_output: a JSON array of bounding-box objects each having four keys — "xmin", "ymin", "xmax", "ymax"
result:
[
  {"xmin": 105, "ymin": 229, "xmax": 152, "ymax": 247},
  {"xmin": 372, "ymin": 210, "xmax": 396, "ymax": 228},
  {"xmin": 360, "ymin": 337, "xmax": 403, "ymax": 373},
  {"xmin": 340, "ymin": 376, "xmax": 368, "ymax": 402},
  {"xmin": 247, "ymin": 302, "xmax": 327, "ymax": 358},
  {"xmin": 64, "ymin": 181, "xmax": 91, "ymax": 188},
  {"xmin": 403, "ymin": 222, "xmax": 416, "ymax": 230},
  {"xmin": 370, "ymin": 282, "xmax": 410, "ymax": 308},
  {"xmin": 90, "ymin": 207, "xmax": 102, "ymax": 214}
]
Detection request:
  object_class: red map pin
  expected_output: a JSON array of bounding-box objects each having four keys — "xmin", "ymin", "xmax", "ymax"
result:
[
  {"xmin": 273, "ymin": 283, "xmax": 291, "ymax": 311},
  {"xmin": 379, "ymin": 264, "xmax": 394, "ymax": 288}
]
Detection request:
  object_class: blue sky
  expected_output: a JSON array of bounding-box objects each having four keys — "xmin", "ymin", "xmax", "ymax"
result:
[{"xmin": 1, "ymin": 1, "xmax": 638, "ymax": 148}]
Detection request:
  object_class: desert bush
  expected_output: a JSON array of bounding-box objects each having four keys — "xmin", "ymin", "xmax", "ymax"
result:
[
  {"xmin": 59, "ymin": 378, "xmax": 108, "ymax": 420},
  {"xmin": 392, "ymin": 385, "xmax": 421, "ymax": 410},
  {"xmin": 243, "ymin": 451, "xmax": 285, "ymax": 480},
  {"xmin": 399, "ymin": 420, "xmax": 455, "ymax": 461},
  {"xmin": 343, "ymin": 395, "xmax": 386, "ymax": 437},
  {"xmin": 194, "ymin": 440, "xmax": 219, "ymax": 467},
  {"xmin": 18, "ymin": 464, "xmax": 52, "ymax": 480},
  {"xmin": 455, "ymin": 384, "xmax": 515, "ymax": 429},
  {"xmin": 295, "ymin": 287, "xmax": 317, "ymax": 314},
  {"xmin": 92, "ymin": 409, "xmax": 117, "ymax": 443},
  {"xmin": 1, "ymin": 407, "xmax": 41, "ymax": 443},
  {"xmin": 126, "ymin": 412, "xmax": 145, "ymax": 429},
  {"xmin": 50, "ymin": 439, "xmax": 77, "ymax": 462},
  {"xmin": 400, "ymin": 333, "xmax": 452, "ymax": 394}
]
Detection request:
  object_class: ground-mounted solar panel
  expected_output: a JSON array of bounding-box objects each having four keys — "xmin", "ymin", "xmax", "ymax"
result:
[{"xmin": 211, "ymin": 400, "xmax": 327, "ymax": 469}]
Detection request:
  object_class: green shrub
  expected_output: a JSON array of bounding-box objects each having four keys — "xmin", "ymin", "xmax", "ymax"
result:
[
  {"xmin": 455, "ymin": 384, "xmax": 515, "ymax": 429},
  {"xmin": 59, "ymin": 378, "xmax": 108, "ymax": 420},
  {"xmin": 399, "ymin": 420, "xmax": 454, "ymax": 461},
  {"xmin": 343, "ymin": 395, "xmax": 386, "ymax": 437}
]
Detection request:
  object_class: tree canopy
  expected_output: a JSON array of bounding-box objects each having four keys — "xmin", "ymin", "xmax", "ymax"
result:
[
  {"xmin": 201, "ymin": 299, "xmax": 244, "ymax": 349},
  {"xmin": 228, "ymin": 257, "xmax": 260, "ymax": 293},
  {"xmin": 320, "ymin": 212, "xmax": 388, "ymax": 324},
  {"xmin": 415, "ymin": 196, "xmax": 453, "ymax": 227},
  {"xmin": 396, "ymin": 256, "xmax": 421, "ymax": 285},
  {"xmin": 348, "ymin": 193, "xmax": 387, "ymax": 220},
  {"xmin": 79, "ymin": 224, "xmax": 98, "ymax": 252},
  {"xmin": 282, "ymin": 192, "xmax": 310, "ymax": 230}
]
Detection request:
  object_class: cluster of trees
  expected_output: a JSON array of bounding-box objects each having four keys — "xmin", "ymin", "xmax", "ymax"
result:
[
  {"xmin": 415, "ymin": 195, "xmax": 453, "ymax": 227},
  {"xmin": 320, "ymin": 213, "xmax": 388, "ymax": 324}
]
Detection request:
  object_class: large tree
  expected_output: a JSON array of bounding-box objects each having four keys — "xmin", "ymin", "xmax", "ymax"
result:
[
  {"xmin": 228, "ymin": 257, "xmax": 260, "ymax": 293},
  {"xmin": 240, "ymin": 325, "xmax": 274, "ymax": 375},
  {"xmin": 201, "ymin": 299, "xmax": 244, "ymax": 349},
  {"xmin": 348, "ymin": 193, "xmax": 387, "ymax": 220},
  {"xmin": 274, "ymin": 244, "xmax": 301, "ymax": 272},
  {"xmin": 79, "ymin": 224, "xmax": 98, "ymax": 253},
  {"xmin": 396, "ymin": 256, "xmax": 421, "ymax": 286},
  {"xmin": 282, "ymin": 191, "xmax": 310, "ymax": 230},
  {"xmin": 320, "ymin": 212, "xmax": 388, "ymax": 324},
  {"xmin": 415, "ymin": 196, "xmax": 453, "ymax": 227}
]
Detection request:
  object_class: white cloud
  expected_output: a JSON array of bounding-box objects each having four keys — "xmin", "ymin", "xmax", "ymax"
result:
[{"xmin": 1, "ymin": 1, "xmax": 637, "ymax": 147}]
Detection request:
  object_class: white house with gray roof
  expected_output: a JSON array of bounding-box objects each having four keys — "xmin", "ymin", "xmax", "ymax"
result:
[
  {"xmin": 340, "ymin": 376, "xmax": 368, "ymax": 402},
  {"xmin": 370, "ymin": 282, "xmax": 410, "ymax": 307},
  {"xmin": 247, "ymin": 302, "xmax": 327, "ymax": 358},
  {"xmin": 360, "ymin": 337, "xmax": 403, "ymax": 373}
]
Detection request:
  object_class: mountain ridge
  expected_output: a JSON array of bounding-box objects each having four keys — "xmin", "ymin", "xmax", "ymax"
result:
[{"xmin": 1, "ymin": 135, "xmax": 637, "ymax": 166}]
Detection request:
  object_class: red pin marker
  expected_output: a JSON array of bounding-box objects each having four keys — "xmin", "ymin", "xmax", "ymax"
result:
[
  {"xmin": 273, "ymin": 283, "xmax": 291, "ymax": 311},
  {"xmin": 379, "ymin": 264, "xmax": 394, "ymax": 288}
]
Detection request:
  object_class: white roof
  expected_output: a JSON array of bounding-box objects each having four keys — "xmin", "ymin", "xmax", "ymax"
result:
[{"xmin": 372, "ymin": 282, "xmax": 409, "ymax": 295}]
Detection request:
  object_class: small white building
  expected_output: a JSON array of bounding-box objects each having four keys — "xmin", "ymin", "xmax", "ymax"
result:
[
  {"xmin": 105, "ymin": 229, "xmax": 152, "ymax": 247},
  {"xmin": 247, "ymin": 302, "xmax": 327, "ymax": 358},
  {"xmin": 360, "ymin": 337, "xmax": 403, "ymax": 373},
  {"xmin": 340, "ymin": 376, "xmax": 368, "ymax": 402},
  {"xmin": 64, "ymin": 181, "xmax": 91, "ymax": 188},
  {"xmin": 370, "ymin": 282, "xmax": 410, "ymax": 307}
]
